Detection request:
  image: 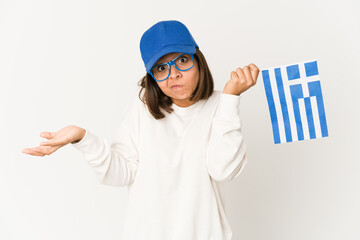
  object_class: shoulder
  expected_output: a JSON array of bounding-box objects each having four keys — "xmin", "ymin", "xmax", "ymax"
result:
[
  {"xmin": 208, "ymin": 89, "xmax": 222, "ymax": 105},
  {"xmin": 213, "ymin": 89, "xmax": 222, "ymax": 97},
  {"xmin": 200, "ymin": 89, "xmax": 222, "ymax": 113}
]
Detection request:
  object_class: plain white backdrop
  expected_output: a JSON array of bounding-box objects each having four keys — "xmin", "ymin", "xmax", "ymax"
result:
[{"xmin": 1, "ymin": 0, "xmax": 359, "ymax": 239}]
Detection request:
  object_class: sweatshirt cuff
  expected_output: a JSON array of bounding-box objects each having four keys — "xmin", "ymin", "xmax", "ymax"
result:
[
  {"xmin": 70, "ymin": 128, "xmax": 94, "ymax": 152},
  {"xmin": 215, "ymin": 93, "xmax": 242, "ymax": 120}
]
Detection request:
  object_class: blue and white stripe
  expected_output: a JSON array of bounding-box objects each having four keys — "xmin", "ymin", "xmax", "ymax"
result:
[{"xmin": 262, "ymin": 60, "xmax": 329, "ymax": 144}]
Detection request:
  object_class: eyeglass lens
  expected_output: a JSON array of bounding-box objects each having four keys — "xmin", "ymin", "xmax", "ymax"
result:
[{"xmin": 151, "ymin": 54, "xmax": 193, "ymax": 81}]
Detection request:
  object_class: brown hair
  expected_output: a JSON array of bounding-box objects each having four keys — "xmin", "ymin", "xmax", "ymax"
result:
[{"xmin": 136, "ymin": 48, "xmax": 214, "ymax": 120}]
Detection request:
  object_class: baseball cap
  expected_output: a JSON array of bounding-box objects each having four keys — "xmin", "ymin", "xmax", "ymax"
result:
[{"xmin": 140, "ymin": 20, "xmax": 199, "ymax": 73}]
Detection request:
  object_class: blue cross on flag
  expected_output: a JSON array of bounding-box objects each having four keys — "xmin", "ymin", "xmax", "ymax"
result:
[{"xmin": 261, "ymin": 60, "xmax": 329, "ymax": 144}]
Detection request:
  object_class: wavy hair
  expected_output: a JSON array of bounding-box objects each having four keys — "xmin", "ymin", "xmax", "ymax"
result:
[{"xmin": 137, "ymin": 48, "xmax": 214, "ymax": 120}]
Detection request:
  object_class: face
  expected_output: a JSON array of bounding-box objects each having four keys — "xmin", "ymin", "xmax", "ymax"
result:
[{"xmin": 152, "ymin": 52, "xmax": 199, "ymax": 108}]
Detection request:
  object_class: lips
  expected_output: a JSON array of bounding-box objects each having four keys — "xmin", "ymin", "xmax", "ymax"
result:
[{"xmin": 171, "ymin": 85, "xmax": 182, "ymax": 88}]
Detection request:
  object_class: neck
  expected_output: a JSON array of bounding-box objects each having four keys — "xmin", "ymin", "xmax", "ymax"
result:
[{"xmin": 172, "ymin": 98, "xmax": 196, "ymax": 107}]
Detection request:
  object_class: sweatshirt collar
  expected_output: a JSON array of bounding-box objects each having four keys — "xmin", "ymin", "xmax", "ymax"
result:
[{"xmin": 171, "ymin": 99, "xmax": 206, "ymax": 117}]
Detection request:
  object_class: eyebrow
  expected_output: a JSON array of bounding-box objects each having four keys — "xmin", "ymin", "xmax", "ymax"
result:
[{"xmin": 156, "ymin": 53, "xmax": 182, "ymax": 65}]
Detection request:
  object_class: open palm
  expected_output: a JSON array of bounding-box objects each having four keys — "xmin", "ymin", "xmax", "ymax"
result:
[{"xmin": 22, "ymin": 125, "xmax": 85, "ymax": 157}]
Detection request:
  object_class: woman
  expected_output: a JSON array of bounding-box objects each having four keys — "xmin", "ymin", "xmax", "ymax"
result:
[{"xmin": 22, "ymin": 20, "xmax": 259, "ymax": 240}]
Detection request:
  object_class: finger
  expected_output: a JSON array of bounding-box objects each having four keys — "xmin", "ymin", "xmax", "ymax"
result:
[
  {"xmin": 248, "ymin": 63, "xmax": 260, "ymax": 83},
  {"xmin": 230, "ymin": 71, "xmax": 238, "ymax": 82},
  {"xmin": 40, "ymin": 131, "xmax": 56, "ymax": 140},
  {"xmin": 243, "ymin": 66, "xmax": 254, "ymax": 85},
  {"xmin": 40, "ymin": 136, "xmax": 68, "ymax": 146},
  {"xmin": 235, "ymin": 67, "xmax": 246, "ymax": 83},
  {"xmin": 248, "ymin": 64, "xmax": 259, "ymax": 83},
  {"xmin": 22, "ymin": 147, "xmax": 46, "ymax": 157},
  {"xmin": 40, "ymin": 140, "xmax": 55, "ymax": 146},
  {"xmin": 32, "ymin": 146, "xmax": 51, "ymax": 155},
  {"xmin": 41, "ymin": 145, "xmax": 60, "ymax": 154}
]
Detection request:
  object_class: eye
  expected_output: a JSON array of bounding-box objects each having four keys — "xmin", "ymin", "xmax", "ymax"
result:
[
  {"xmin": 156, "ymin": 65, "xmax": 166, "ymax": 72},
  {"xmin": 178, "ymin": 56, "xmax": 188, "ymax": 63}
]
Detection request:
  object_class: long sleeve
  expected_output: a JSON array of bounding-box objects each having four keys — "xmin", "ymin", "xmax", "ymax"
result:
[
  {"xmin": 71, "ymin": 90, "xmax": 140, "ymax": 187},
  {"xmin": 205, "ymin": 93, "xmax": 247, "ymax": 183}
]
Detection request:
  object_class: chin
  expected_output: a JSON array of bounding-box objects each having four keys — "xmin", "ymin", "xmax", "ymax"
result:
[{"xmin": 171, "ymin": 91, "xmax": 189, "ymax": 98}]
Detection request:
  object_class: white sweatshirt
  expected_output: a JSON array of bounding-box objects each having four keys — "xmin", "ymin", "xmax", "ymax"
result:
[{"xmin": 71, "ymin": 87, "xmax": 247, "ymax": 240}]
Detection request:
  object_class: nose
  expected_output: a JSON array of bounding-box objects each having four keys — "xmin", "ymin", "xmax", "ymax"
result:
[{"xmin": 168, "ymin": 64, "xmax": 181, "ymax": 79}]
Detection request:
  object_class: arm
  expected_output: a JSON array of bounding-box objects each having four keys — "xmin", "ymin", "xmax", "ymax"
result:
[
  {"xmin": 205, "ymin": 93, "xmax": 247, "ymax": 183},
  {"xmin": 71, "ymin": 91, "xmax": 140, "ymax": 187}
]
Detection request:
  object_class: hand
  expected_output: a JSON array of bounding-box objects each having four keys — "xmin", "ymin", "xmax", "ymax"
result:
[
  {"xmin": 223, "ymin": 63, "xmax": 260, "ymax": 96},
  {"xmin": 21, "ymin": 125, "xmax": 86, "ymax": 157}
]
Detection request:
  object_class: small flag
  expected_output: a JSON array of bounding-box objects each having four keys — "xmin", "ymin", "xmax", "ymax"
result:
[{"xmin": 261, "ymin": 60, "xmax": 329, "ymax": 144}]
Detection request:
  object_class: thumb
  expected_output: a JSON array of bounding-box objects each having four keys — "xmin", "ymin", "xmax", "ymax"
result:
[
  {"xmin": 40, "ymin": 131, "xmax": 56, "ymax": 139},
  {"xmin": 223, "ymin": 79, "xmax": 234, "ymax": 92}
]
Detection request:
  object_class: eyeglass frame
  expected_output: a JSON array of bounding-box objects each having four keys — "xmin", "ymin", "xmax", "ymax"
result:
[{"xmin": 147, "ymin": 53, "xmax": 195, "ymax": 82}]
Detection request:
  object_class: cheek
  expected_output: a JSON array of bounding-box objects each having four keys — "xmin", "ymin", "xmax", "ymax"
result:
[
  {"xmin": 157, "ymin": 82, "xmax": 171, "ymax": 93},
  {"xmin": 190, "ymin": 68, "xmax": 200, "ymax": 84},
  {"xmin": 158, "ymin": 82, "xmax": 167, "ymax": 88}
]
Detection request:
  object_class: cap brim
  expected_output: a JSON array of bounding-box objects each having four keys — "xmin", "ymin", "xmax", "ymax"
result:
[{"xmin": 146, "ymin": 45, "xmax": 197, "ymax": 73}]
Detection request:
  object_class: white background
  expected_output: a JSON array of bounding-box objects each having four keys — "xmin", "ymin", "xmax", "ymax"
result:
[{"xmin": 1, "ymin": 0, "xmax": 359, "ymax": 239}]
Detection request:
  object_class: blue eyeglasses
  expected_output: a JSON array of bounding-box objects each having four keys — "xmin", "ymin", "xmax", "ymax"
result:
[{"xmin": 148, "ymin": 53, "xmax": 195, "ymax": 82}]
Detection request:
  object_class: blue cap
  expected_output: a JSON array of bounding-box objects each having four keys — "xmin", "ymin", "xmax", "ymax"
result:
[{"xmin": 140, "ymin": 20, "xmax": 199, "ymax": 73}]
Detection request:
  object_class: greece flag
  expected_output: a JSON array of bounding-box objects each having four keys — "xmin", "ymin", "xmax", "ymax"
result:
[{"xmin": 261, "ymin": 60, "xmax": 329, "ymax": 144}]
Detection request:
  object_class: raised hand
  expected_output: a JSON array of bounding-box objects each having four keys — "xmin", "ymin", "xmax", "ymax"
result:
[
  {"xmin": 223, "ymin": 63, "xmax": 260, "ymax": 96},
  {"xmin": 22, "ymin": 125, "xmax": 86, "ymax": 157}
]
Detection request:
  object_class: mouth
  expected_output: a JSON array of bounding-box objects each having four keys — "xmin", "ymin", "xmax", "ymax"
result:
[{"xmin": 171, "ymin": 85, "xmax": 182, "ymax": 89}]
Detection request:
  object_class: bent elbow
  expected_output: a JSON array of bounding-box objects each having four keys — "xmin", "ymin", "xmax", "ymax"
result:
[
  {"xmin": 96, "ymin": 155, "xmax": 139, "ymax": 187},
  {"xmin": 208, "ymin": 167, "xmax": 236, "ymax": 183},
  {"xmin": 97, "ymin": 171, "xmax": 137, "ymax": 187},
  {"xmin": 207, "ymin": 153, "xmax": 248, "ymax": 183}
]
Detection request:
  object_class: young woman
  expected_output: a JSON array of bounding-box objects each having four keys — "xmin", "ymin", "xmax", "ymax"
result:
[{"xmin": 22, "ymin": 20, "xmax": 259, "ymax": 240}]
